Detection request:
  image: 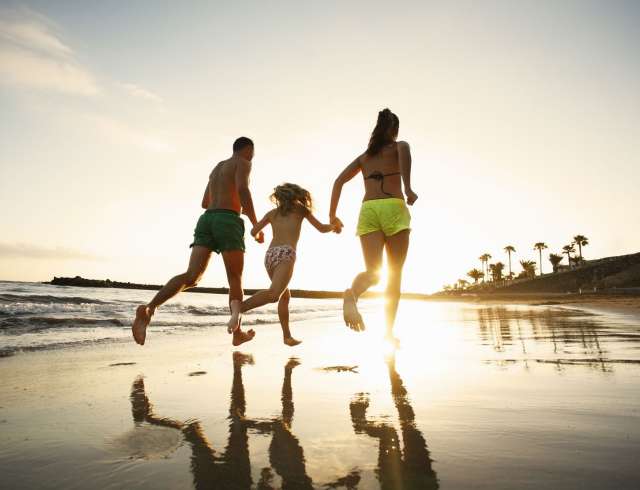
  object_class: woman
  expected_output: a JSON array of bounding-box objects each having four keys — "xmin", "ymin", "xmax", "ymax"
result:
[{"xmin": 330, "ymin": 108, "xmax": 418, "ymax": 343}]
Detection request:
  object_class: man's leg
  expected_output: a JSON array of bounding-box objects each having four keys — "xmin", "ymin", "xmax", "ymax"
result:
[
  {"xmin": 132, "ymin": 245, "xmax": 211, "ymax": 345},
  {"xmin": 384, "ymin": 230, "xmax": 410, "ymax": 341},
  {"xmin": 222, "ymin": 250, "xmax": 254, "ymax": 346},
  {"xmin": 343, "ymin": 231, "xmax": 385, "ymax": 332}
]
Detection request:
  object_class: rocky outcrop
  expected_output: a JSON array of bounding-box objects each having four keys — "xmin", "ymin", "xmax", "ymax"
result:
[{"xmin": 489, "ymin": 252, "xmax": 640, "ymax": 293}]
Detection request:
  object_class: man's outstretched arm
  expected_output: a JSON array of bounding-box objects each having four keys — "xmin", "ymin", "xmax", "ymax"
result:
[{"xmin": 235, "ymin": 160, "xmax": 258, "ymax": 226}]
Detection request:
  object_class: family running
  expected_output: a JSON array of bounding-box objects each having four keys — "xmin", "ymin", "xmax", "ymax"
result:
[{"xmin": 132, "ymin": 108, "xmax": 418, "ymax": 347}]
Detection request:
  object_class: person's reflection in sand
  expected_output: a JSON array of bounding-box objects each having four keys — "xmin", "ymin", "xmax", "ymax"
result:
[
  {"xmin": 251, "ymin": 358, "xmax": 314, "ymax": 489},
  {"xmin": 129, "ymin": 351, "xmax": 255, "ymax": 489},
  {"xmin": 129, "ymin": 354, "xmax": 320, "ymax": 489},
  {"xmin": 350, "ymin": 353, "xmax": 438, "ymax": 489}
]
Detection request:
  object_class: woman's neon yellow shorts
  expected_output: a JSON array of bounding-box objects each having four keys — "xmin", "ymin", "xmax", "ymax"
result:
[{"xmin": 356, "ymin": 198, "xmax": 411, "ymax": 237}]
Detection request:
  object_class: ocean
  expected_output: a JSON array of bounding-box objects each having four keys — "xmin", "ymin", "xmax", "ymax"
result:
[{"xmin": 0, "ymin": 281, "xmax": 343, "ymax": 357}]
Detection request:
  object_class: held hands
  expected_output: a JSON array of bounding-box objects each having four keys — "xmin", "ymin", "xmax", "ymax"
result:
[
  {"xmin": 330, "ymin": 216, "xmax": 344, "ymax": 234},
  {"xmin": 251, "ymin": 227, "xmax": 265, "ymax": 244},
  {"xmin": 405, "ymin": 189, "xmax": 418, "ymax": 206}
]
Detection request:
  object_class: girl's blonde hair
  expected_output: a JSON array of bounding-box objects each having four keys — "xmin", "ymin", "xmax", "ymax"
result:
[{"xmin": 270, "ymin": 183, "xmax": 313, "ymax": 215}]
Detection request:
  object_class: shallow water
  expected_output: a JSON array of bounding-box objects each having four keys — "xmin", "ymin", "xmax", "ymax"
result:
[{"xmin": 0, "ymin": 283, "xmax": 639, "ymax": 489}]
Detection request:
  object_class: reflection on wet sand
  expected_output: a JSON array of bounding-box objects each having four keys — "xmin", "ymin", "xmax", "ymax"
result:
[
  {"xmin": 129, "ymin": 353, "xmax": 358, "ymax": 489},
  {"xmin": 475, "ymin": 306, "xmax": 640, "ymax": 372},
  {"xmin": 130, "ymin": 352, "xmax": 254, "ymax": 489},
  {"xmin": 250, "ymin": 358, "xmax": 314, "ymax": 489},
  {"xmin": 350, "ymin": 353, "xmax": 438, "ymax": 490}
]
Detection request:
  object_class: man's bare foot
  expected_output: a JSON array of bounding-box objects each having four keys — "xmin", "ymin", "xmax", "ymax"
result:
[
  {"xmin": 283, "ymin": 337, "xmax": 302, "ymax": 347},
  {"xmin": 227, "ymin": 300, "xmax": 242, "ymax": 334},
  {"xmin": 232, "ymin": 328, "xmax": 255, "ymax": 346},
  {"xmin": 132, "ymin": 305, "xmax": 153, "ymax": 345},
  {"xmin": 232, "ymin": 351, "xmax": 255, "ymax": 366},
  {"xmin": 343, "ymin": 289, "xmax": 365, "ymax": 332},
  {"xmin": 285, "ymin": 357, "xmax": 300, "ymax": 370}
]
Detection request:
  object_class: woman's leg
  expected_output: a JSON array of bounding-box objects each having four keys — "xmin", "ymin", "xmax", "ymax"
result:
[
  {"xmin": 343, "ymin": 231, "xmax": 385, "ymax": 331},
  {"xmin": 384, "ymin": 230, "xmax": 410, "ymax": 339}
]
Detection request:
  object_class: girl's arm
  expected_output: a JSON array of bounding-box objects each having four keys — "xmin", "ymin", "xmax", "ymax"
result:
[
  {"xmin": 305, "ymin": 212, "xmax": 335, "ymax": 233},
  {"xmin": 329, "ymin": 156, "xmax": 362, "ymax": 228},
  {"xmin": 250, "ymin": 210, "xmax": 272, "ymax": 240},
  {"xmin": 398, "ymin": 141, "xmax": 418, "ymax": 205}
]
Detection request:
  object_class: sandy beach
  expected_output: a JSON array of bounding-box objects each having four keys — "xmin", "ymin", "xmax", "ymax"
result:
[{"xmin": 1, "ymin": 282, "xmax": 639, "ymax": 489}]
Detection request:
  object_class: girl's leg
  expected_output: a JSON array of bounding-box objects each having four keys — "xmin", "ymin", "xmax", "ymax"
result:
[
  {"xmin": 384, "ymin": 230, "xmax": 410, "ymax": 340},
  {"xmin": 278, "ymin": 289, "xmax": 300, "ymax": 346},
  {"xmin": 239, "ymin": 261, "xmax": 295, "ymax": 313},
  {"xmin": 344, "ymin": 231, "xmax": 385, "ymax": 331}
]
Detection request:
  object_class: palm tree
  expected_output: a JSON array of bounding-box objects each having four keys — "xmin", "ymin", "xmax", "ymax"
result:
[
  {"xmin": 467, "ymin": 268, "xmax": 484, "ymax": 284},
  {"xmin": 519, "ymin": 259, "xmax": 537, "ymax": 279},
  {"xmin": 458, "ymin": 279, "xmax": 469, "ymax": 290},
  {"xmin": 479, "ymin": 253, "xmax": 492, "ymax": 282},
  {"xmin": 562, "ymin": 244, "xmax": 575, "ymax": 266},
  {"xmin": 549, "ymin": 253, "xmax": 563, "ymax": 272},
  {"xmin": 533, "ymin": 242, "xmax": 548, "ymax": 275},
  {"xmin": 504, "ymin": 245, "xmax": 515, "ymax": 279},
  {"xmin": 491, "ymin": 262, "xmax": 505, "ymax": 282},
  {"xmin": 573, "ymin": 235, "xmax": 589, "ymax": 259}
]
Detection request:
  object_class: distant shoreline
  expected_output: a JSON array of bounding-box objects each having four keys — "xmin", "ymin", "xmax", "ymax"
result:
[{"xmin": 46, "ymin": 276, "xmax": 433, "ymax": 301}]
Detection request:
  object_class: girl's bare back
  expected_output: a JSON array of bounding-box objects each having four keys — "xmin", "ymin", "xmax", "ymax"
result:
[{"xmin": 268, "ymin": 208, "xmax": 306, "ymax": 249}]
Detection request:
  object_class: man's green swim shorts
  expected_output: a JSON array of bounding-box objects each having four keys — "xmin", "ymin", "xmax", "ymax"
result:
[{"xmin": 190, "ymin": 209, "xmax": 245, "ymax": 254}]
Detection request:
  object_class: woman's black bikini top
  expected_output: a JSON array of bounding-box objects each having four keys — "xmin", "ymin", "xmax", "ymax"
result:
[{"xmin": 364, "ymin": 171, "xmax": 401, "ymax": 196}]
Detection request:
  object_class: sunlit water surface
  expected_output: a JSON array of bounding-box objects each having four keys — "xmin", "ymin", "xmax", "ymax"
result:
[{"xmin": 0, "ymin": 282, "xmax": 639, "ymax": 489}]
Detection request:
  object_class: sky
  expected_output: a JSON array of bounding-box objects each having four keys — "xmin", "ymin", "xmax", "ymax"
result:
[{"xmin": 0, "ymin": 0, "xmax": 639, "ymax": 293}]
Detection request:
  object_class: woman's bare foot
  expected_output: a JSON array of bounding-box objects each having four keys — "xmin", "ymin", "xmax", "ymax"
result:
[
  {"xmin": 283, "ymin": 337, "xmax": 302, "ymax": 347},
  {"xmin": 232, "ymin": 328, "xmax": 255, "ymax": 346},
  {"xmin": 132, "ymin": 305, "xmax": 153, "ymax": 345},
  {"xmin": 343, "ymin": 289, "xmax": 365, "ymax": 332},
  {"xmin": 227, "ymin": 300, "xmax": 242, "ymax": 334}
]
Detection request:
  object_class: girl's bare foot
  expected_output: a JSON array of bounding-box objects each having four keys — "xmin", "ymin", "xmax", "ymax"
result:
[
  {"xmin": 132, "ymin": 305, "xmax": 153, "ymax": 345},
  {"xmin": 232, "ymin": 328, "xmax": 255, "ymax": 346},
  {"xmin": 283, "ymin": 337, "xmax": 302, "ymax": 347},
  {"xmin": 343, "ymin": 289, "xmax": 365, "ymax": 332},
  {"xmin": 385, "ymin": 333, "xmax": 400, "ymax": 349},
  {"xmin": 227, "ymin": 300, "xmax": 242, "ymax": 334}
]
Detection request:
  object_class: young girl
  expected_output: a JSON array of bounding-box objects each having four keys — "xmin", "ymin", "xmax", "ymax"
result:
[{"xmin": 227, "ymin": 183, "xmax": 338, "ymax": 345}]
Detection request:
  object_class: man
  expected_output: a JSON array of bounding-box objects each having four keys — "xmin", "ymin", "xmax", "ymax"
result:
[{"xmin": 132, "ymin": 136, "xmax": 263, "ymax": 346}]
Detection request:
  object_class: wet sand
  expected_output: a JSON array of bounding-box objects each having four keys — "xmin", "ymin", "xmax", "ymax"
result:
[
  {"xmin": 1, "ymin": 300, "xmax": 639, "ymax": 489},
  {"xmin": 444, "ymin": 293, "xmax": 640, "ymax": 315}
]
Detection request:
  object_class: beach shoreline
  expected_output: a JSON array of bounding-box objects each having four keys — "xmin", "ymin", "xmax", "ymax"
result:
[{"xmin": 1, "ymin": 283, "xmax": 639, "ymax": 489}]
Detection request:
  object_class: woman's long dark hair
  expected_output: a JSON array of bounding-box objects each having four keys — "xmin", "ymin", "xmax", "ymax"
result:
[{"xmin": 366, "ymin": 108, "xmax": 399, "ymax": 156}]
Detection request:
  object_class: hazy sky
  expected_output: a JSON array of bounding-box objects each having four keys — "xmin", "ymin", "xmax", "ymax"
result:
[{"xmin": 1, "ymin": 0, "xmax": 639, "ymax": 293}]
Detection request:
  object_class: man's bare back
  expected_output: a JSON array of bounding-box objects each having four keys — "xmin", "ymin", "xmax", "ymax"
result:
[
  {"xmin": 202, "ymin": 157, "xmax": 246, "ymax": 212},
  {"xmin": 206, "ymin": 158, "xmax": 241, "ymax": 212}
]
